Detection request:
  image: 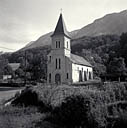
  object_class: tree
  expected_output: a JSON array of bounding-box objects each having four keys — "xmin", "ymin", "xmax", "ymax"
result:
[
  {"xmin": 15, "ymin": 68, "xmax": 25, "ymax": 79},
  {"xmin": 4, "ymin": 65, "xmax": 13, "ymax": 75},
  {"xmin": 120, "ymin": 32, "xmax": 127, "ymax": 49},
  {"xmin": 107, "ymin": 57, "xmax": 127, "ymax": 81},
  {"xmin": 51, "ymin": 95, "xmax": 91, "ymax": 128},
  {"xmin": 119, "ymin": 33, "xmax": 127, "ymax": 65},
  {"xmin": 0, "ymin": 56, "xmax": 8, "ymax": 78}
]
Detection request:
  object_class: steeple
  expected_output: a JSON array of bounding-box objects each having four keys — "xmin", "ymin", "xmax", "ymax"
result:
[{"xmin": 51, "ymin": 13, "xmax": 71, "ymax": 38}]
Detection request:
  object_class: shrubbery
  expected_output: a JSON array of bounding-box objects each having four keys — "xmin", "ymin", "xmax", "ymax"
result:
[
  {"xmin": 0, "ymin": 106, "xmax": 43, "ymax": 128},
  {"xmin": 1, "ymin": 82, "xmax": 127, "ymax": 128},
  {"xmin": 11, "ymin": 86, "xmax": 52, "ymax": 112},
  {"xmin": 49, "ymin": 95, "xmax": 91, "ymax": 128}
]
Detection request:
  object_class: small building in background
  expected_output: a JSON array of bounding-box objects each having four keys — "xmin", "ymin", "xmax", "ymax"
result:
[
  {"xmin": 3, "ymin": 63, "xmax": 20, "ymax": 80},
  {"xmin": 3, "ymin": 75, "xmax": 12, "ymax": 80},
  {"xmin": 8, "ymin": 63, "xmax": 20, "ymax": 71}
]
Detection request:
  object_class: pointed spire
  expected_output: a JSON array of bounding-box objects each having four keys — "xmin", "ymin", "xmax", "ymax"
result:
[{"xmin": 51, "ymin": 13, "xmax": 71, "ymax": 38}]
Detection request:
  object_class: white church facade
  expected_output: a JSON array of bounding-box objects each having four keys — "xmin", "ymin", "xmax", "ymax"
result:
[{"xmin": 47, "ymin": 13, "xmax": 93, "ymax": 84}]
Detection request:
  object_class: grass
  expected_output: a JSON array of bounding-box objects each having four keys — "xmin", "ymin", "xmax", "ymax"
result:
[
  {"xmin": 0, "ymin": 106, "xmax": 47, "ymax": 128},
  {"xmin": 0, "ymin": 82, "xmax": 127, "ymax": 128}
]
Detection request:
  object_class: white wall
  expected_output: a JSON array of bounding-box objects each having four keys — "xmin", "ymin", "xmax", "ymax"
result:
[
  {"xmin": 64, "ymin": 36, "xmax": 71, "ymax": 57},
  {"xmin": 72, "ymin": 63, "xmax": 93, "ymax": 83}
]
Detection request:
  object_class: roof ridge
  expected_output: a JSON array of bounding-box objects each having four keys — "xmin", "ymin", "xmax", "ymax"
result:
[
  {"xmin": 70, "ymin": 53, "xmax": 92, "ymax": 67},
  {"xmin": 51, "ymin": 14, "xmax": 71, "ymax": 38}
]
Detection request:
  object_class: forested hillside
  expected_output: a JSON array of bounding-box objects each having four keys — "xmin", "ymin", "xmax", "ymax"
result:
[
  {"xmin": 23, "ymin": 10, "xmax": 127, "ymax": 50},
  {"xmin": 71, "ymin": 33, "xmax": 127, "ymax": 79},
  {"xmin": 0, "ymin": 33, "xmax": 127, "ymax": 82}
]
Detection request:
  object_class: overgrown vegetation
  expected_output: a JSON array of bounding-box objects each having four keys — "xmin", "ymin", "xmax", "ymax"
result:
[
  {"xmin": 0, "ymin": 82, "xmax": 127, "ymax": 128},
  {"xmin": 0, "ymin": 106, "xmax": 45, "ymax": 128}
]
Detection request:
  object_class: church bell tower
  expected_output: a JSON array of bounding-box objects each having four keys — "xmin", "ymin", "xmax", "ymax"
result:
[
  {"xmin": 51, "ymin": 13, "xmax": 71, "ymax": 57},
  {"xmin": 47, "ymin": 13, "xmax": 71, "ymax": 84}
]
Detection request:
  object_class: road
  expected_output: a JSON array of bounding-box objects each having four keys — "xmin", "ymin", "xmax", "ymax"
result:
[{"xmin": 0, "ymin": 87, "xmax": 23, "ymax": 106}]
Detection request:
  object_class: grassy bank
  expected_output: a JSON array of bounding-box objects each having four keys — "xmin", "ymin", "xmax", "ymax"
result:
[{"xmin": 0, "ymin": 82, "xmax": 127, "ymax": 128}]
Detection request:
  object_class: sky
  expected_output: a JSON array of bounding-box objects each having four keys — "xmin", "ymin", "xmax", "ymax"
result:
[{"xmin": 0, "ymin": 0, "xmax": 127, "ymax": 52}]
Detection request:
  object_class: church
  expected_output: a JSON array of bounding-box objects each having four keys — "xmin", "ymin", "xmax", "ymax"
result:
[{"xmin": 47, "ymin": 13, "xmax": 93, "ymax": 84}]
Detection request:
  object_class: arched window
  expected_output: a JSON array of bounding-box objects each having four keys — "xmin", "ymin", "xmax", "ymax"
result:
[
  {"xmin": 59, "ymin": 41, "xmax": 60, "ymax": 48},
  {"xmin": 67, "ymin": 73, "xmax": 69, "ymax": 79},
  {"xmin": 79, "ymin": 70, "xmax": 83, "ymax": 82},
  {"xmin": 87, "ymin": 69, "xmax": 88, "ymax": 74},
  {"xmin": 49, "ymin": 73, "xmax": 51, "ymax": 83},
  {"xmin": 56, "ymin": 59, "xmax": 57, "ymax": 69},
  {"xmin": 84, "ymin": 71, "xmax": 87, "ymax": 81},
  {"xmin": 56, "ymin": 41, "xmax": 57, "ymax": 48},
  {"xmin": 59, "ymin": 58, "xmax": 61, "ymax": 69},
  {"xmin": 67, "ymin": 41, "xmax": 68, "ymax": 48},
  {"xmin": 49, "ymin": 56, "xmax": 51, "ymax": 62},
  {"xmin": 89, "ymin": 72, "xmax": 92, "ymax": 79}
]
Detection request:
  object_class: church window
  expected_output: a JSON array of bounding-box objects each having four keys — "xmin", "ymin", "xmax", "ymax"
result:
[
  {"xmin": 56, "ymin": 41, "xmax": 57, "ymax": 48},
  {"xmin": 87, "ymin": 69, "xmax": 88, "ymax": 74},
  {"xmin": 49, "ymin": 56, "xmax": 51, "ymax": 62},
  {"xmin": 49, "ymin": 73, "xmax": 51, "ymax": 83},
  {"xmin": 59, "ymin": 58, "xmax": 61, "ymax": 69},
  {"xmin": 56, "ymin": 59, "xmax": 57, "ymax": 69},
  {"xmin": 59, "ymin": 41, "xmax": 60, "ymax": 48},
  {"xmin": 67, "ymin": 73, "xmax": 69, "ymax": 79},
  {"xmin": 89, "ymin": 72, "xmax": 92, "ymax": 79},
  {"xmin": 79, "ymin": 70, "xmax": 83, "ymax": 82},
  {"xmin": 84, "ymin": 71, "xmax": 87, "ymax": 81}
]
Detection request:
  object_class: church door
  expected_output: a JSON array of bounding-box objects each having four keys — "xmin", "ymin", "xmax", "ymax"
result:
[{"xmin": 55, "ymin": 73, "xmax": 61, "ymax": 84}]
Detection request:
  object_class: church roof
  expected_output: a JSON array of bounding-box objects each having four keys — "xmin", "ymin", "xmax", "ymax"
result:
[
  {"xmin": 51, "ymin": 13, "xmax": 71, "ymax": 38},
  {"xmin": 70, "ymin": 54, "xmax": 92, "ymax": 67}
]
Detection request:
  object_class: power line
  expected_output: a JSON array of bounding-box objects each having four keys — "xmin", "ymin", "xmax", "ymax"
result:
[{"xmin": 0, "ymin": 46, "xmax": 16, "ymax": 51}]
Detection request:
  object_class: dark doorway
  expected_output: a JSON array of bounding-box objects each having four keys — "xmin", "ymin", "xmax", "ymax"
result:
[
  {"xmin": 55, "ymin": 73, "xmax": 61, "ymax": 84},
  {"xmin": 84, "ymin": 71, "xmax": 87, "ymax": 81},
  {"xmin": 89, "ymin": 72, "xmax": 92, "ymax": 80},
  {"xmin": 79, "ymin": 71, "xmax": 83, "ymax": 82}
]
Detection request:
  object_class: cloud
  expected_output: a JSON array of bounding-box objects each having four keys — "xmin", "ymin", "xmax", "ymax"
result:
[
  {"xmin": 0, "ymin": 0, "xmax": 127, "ymax": 52},
  {"xmin": 0, "ymin": 3, "xmax": 42, "ymax": 52}
]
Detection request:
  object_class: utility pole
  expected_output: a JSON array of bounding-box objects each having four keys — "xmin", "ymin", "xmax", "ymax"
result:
[{"xmin": 24, "ymin": 50, "xmax": 27, "ymax": 86}]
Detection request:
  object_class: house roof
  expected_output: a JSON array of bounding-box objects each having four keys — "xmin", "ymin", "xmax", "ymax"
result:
[
  {"xmin": 51, "ymin": 13, "xmax": 71, "ymax": 38},
  {"xmin": 8, "ymin": 63, "xmax": 20, "ymax": 71},
  {"xmin": 70, "ymin": 54, "xmax": 92, "ymax": 67}
]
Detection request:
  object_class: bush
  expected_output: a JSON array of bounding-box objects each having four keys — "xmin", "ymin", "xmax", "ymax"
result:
[
  {"xmin": 48, "ymin": 94, "xmax": 107, "ymax": 128},
  {"xmin": 113, "ymin": 111, "xmax": 127, "ymax": 128},
  {"xmin": 49, "ymin": 95, "xmax": 90, "ymax": 128},
  {"xmin": 107, "ymin": 111, "xmax": 127, "ymax": 128},
  {"xmin": 12, "ymin": 87, "xmax": 52, "ymax": 112}
]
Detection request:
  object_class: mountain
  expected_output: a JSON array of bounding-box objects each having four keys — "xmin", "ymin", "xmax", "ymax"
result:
[
  {"xmin": 23, "ymin": 10, "xmax": 127, "ymax": 50},
  {"xmin": 75, "ymin": 10, "xmax": 127, "ymax": 38},
  {"xmin": 21, "ymin": 32, "xmax": 52, "ymax": 50},
  {"xmin": 22, "ymin": 30, "xmax": 79, "ymax": 50}
]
